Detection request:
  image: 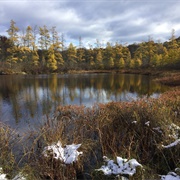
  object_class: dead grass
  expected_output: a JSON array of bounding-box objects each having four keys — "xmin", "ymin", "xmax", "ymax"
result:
[
  {"xmin": 0, "ymin": 88, "xmax": 180, "ymax": 179},
  {"xmin": 154, "ymin": 71, "xmax": 180, "ymax": 86}
]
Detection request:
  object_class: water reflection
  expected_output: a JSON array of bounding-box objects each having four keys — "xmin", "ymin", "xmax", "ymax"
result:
[{"xmin": 0, "ymin": 73, "xmax": 168, "ymax": 128}]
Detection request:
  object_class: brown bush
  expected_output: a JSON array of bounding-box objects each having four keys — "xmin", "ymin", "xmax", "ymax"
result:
[{"xmin": 0, "ymin": 88, "xmax": 179, "ymax": 179}]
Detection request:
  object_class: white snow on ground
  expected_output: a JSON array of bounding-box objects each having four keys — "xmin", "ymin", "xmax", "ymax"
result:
[
  {"xmin": 0, "ymin": 168, "xmax": 26, "ymax": 180},
  {"xmin": 0, "ymin": 168, "xmax": 7, "ymax": 180},
  {"xmin": 131, "ymin": 121, "xmax": 137, "ymax": 124},
  {"xmin": 153, "ymin": 127, "xmax": 163, "ymax": 133},
  {"xmin": 145, "ymin": 121, "xmax": 150, "ymax": 126},
  {"xmin": 97, "ymin": 156, "xmax": 142, "ymax": 176},
  {"xmin": 1, "ymin": 141, "xmax": 83, "ymax": 179},
  {"xmin": 43, "ymin": 141, "xmax": 83, "ymax": 164},
  {"xmin": 0, "ymin": 173, "xmax": 7, "ymax": 179},
  {"xmin": 161, "ymin": 171, "xmax": 180, "ymax": 180},
  {"xmin": 162, "ymin": 139, "xmax": 180, "ymax": 148},
  {"xmin": 12, "ymin": 173, "xmax": 26, "ymax": 180}
]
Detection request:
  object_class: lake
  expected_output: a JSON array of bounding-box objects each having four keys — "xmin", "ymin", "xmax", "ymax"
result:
[{"xmin": 0, "ymin": 73, "xmax": 169, "ymax": 131}]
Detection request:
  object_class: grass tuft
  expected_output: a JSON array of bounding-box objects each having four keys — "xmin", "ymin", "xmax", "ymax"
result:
[{"xmin": 0, "ymin": 88, "xmax": 180, "ymax": 179}]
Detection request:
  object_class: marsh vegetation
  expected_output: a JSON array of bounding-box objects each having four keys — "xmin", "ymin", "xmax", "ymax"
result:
[{"xmin": 0, "ymin": 87, "xmax": 179, "ymax": 179}]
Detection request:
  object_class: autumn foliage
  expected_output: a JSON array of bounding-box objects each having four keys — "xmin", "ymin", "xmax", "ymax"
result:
[{"xmin": 0, "ymin": 21, "xmax": 180, "ymax": 74}]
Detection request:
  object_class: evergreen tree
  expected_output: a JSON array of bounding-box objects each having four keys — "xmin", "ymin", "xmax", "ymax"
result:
[
  {"xmin": 38, "ymin": 25, "xmax": 50, "ymax": 66},
  {"xmin": 18, "ymin": 46, "xmax": 31, "ymax": 62},
  {"xmin": 107, "ymin": 57, "xmax": 114, "ymax": 69},
  {"xmin": 6, "ymin": 20, "xmax": 19, "ymax": 46},
  {"xmin": 95, "ymin": 39, "xmax": 102, "ymax": 48},
  {"xmin": 147, "ymin": 38, "xmax": 156, "ymax": 67},
  {"xmin": 7, "ymin": 46, "xmax": 19, "ymax": 68},
  {"xmin": 87, "ymin": 44, "xmax": 95, "ymax": 68},
  {"xmin": 89, "ymin": 55, "xmax": 95, "ymax": 67},
  {"xmin": 0, "ymin": 36, "xmax": 13, "ymax": 64},
  {"xmin": 123, "ymin": 47, "xmax": 131, "ymax": 68},
  {"xmin": 95, "ymin": 50, "xmax": 103, "ymax": 69},
  {"xmin": 129, "ymin": 59, "xmax": 135, "ymax": 69},
  {"xmin": 55, "ymin": 51, "xmax": 64, "ymax": 69},
  {"xmin": 47, "ymin": 45, "xmax": 57, "ymax": 71},
  {"xmin": 167, "ymin": 29, "xmax": 179, "ymax": 65},
  {"xmin": 162, "ymin": 47, "xmax": 169, "ymax": 66},
  {"xmin": 151, "ymin": 54, "xmax": 162, "ymax": 67},
  {"xmin": 77, "ymin": 48, "xmax": 85, "ymax": 63},
  {"xmin": 6, "ymin": 20, "xmax": 20, "ymax": 69},
  {"xmin": 104, "ymin": 42, "xmax": 114, "ymax": 68},
  {"xmin": 31, "ymin": 50, "xmax": 39, "ymax": 67},
  {"xmin": 134, "ymin": 39, "xmax": 156, "ymax": 68},
  {"xmin": 77, "ymin": 37, "xmax": 84, "ymax": 62},
  {"xmin": 49, "ymin": 26, "xmax": 64, "ymax": 69},
  {"xmin": 117, "ymin": 57, "xmax": 125, "ymax": 69},
  {"xmin": 32, "ymin": 25, "xmax": 38, "ymax": 51},
  {"xmin": 114, "ymin": 43, "xmax": 123, "ymax": 68},
  {"xmin": 20, "ymin": 26, "xmax": 35, "ymax": 64},
  {"xmin": 156, "ymin": 41, "xmax": 165, "ymax": 54},
  {"xmin": 60, "ymin": 33, "xmax": 65, "ymax": 59},
  {"xmin": 25, "ymin": 26, "xmax": 34, "ymax": 48},
  {"xmin": 20, "ymin": 29, "xmax": 26, "ymax": 47},
  {"xmin": 66, "ymin": 43, "xmax": 77, "ymax": 67},
  {"xmin": 168, "ymin": 29, "xmax": 179, "ymax": 49},
  {"xmin": 50, "ymin": 26, "xmax": 61, "ymax": 50},
  {"xmin": 134, "ymin": 58, "xmax": 142, "ymax": 68},
  {"xmin": 39, "ymin": 25, "xmax": 50, "ymax": 50}
]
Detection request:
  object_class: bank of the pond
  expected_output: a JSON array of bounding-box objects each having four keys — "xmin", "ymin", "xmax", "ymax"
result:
[
  {"xmin": 61, "ymin": 69, "xmax": 180, "ymax": 87},
  {"xmin": 0, "ymin": 87, "xmax": 179, "ymax": 179},
  {"xmin": 154, "ymin": 71, "xmax": 180, "ymax": 86},
  {"xmin": 1, "ymin": 68, "xmax": 180, "ymax": 87}
]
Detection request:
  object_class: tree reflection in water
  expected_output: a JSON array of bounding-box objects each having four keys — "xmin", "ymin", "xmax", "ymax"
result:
[{"xmin": 0, "ymin": 73, "xmax": 169, "ymax": 129}]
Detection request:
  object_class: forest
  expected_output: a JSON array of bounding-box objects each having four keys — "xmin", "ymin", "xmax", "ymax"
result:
[{"xmin": 0, "ymin": 20, "xmax": 180, "ymax": 74}]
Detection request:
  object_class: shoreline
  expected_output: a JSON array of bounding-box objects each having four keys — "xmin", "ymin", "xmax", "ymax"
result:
[{"xmin": 1, "ymin": 69, "xmax": 180, "ymax": 86}]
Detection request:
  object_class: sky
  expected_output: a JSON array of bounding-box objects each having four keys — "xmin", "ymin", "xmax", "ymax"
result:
[{"xmin": 1, "ymin": 0, "xmax": 180, "ymax": 47}]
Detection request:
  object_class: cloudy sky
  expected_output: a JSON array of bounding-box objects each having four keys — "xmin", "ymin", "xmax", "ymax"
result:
[{"xmin": 1, "ymin": 0, "xmax": 180, "ymax": 47}]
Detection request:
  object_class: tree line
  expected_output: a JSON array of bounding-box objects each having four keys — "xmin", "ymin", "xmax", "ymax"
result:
[{"xmin": 0, "ymin": 20, "xmax": 180, "ymax": 74}]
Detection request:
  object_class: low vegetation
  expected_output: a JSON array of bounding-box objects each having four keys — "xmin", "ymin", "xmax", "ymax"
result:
[
  {"xmin": 0, "ymin": 87, "xmax": 179, "ymax": 179},
  {"xmin": 154, "ymin": 71, "xmax": 180, "ymax": 86}
]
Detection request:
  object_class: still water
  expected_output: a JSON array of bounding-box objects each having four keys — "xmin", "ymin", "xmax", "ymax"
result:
[{"xmin": 0, "ymin": 73, "xmax": 168, "ymax": 130}]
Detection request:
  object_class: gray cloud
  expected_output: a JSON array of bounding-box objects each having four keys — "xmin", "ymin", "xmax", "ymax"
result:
[{"xmin": 1, "ymin": 0, "xmax": 180, "ymax": 47}]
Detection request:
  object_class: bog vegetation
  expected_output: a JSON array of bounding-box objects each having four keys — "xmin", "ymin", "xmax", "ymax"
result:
[
  {"xmin": 0, "ymin": 20, "xmax": 180, "ymax": 74},
  {"xmin": 0, "ymin": 88, "xmax": 179, "ymax": 179},
  {"xmin": 0, "ymin": 19, "xmax": 180, "ymax": 179}
]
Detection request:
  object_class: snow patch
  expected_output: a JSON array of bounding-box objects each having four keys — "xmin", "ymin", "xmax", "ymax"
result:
[
  {"xmin": 162, "ymin": 139, "xmax": 180, "ymax": 148},
  {"xmin": 153, "ymin": 127, "xmax": 163, "ymax": 133},
  {"xmin": 0, "ymin": 167, "xmax": 7, "ymax": 180},
  {"xmin": 12, "ymin": 173, "xmax": 26, "ymax": 180},
  {"xmin": 43, "ymin": 141, "xmax": 83, "ymax": 164},
  {"xmin": 97, "ymin": 156, "xmax": 142, "ymax": 176},
  {"xmin": 0, "ymin": 168, "xmax": 26, "ymax": 180},
  {"xmin": 131, "ymin": 121, "xmax": 137, "ymax": 124},
  {"xmin": 161, "ymin": 171, "xmax": 180, "ymax": 180},
  {"xmin": 145, "ymin": 121, "xmax": 150, "ymax": 126}
]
